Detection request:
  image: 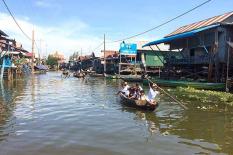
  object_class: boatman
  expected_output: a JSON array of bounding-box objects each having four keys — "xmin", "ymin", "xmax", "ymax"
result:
[
  {"xmin": 117, "ymin": 82, "xmax": 130, "ymax": 97},
  {"xmin": 135, "ymin": 83, "xmax": 143, "ymax": 99},
  {"xmin": 146, "ymin": 83, "xmax": 159, "ymax": 105}
]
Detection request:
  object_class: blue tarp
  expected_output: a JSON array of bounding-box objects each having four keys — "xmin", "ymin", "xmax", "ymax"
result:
[
  {"xmin": 142, "ymin": 24, "xmax": 220, "ymax": 48},
  {"xmin": 35, "ymin": 65, "xmax": 48, "ymax": 70}
]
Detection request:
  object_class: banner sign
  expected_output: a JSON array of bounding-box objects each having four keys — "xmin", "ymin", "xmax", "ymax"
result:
[{"xmin": 119, "ymin": 42, "xmax": 137, "ymax": 55}]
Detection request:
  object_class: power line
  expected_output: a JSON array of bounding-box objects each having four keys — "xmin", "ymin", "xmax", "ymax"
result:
[
  {"xmin": 92, "ymin": 42, "xmax": 104, "ymax": 52},
  {"xmin": 1, "ymin": 0, "xmax": 32, "ymax": 40},
  {"xmin": 1, "ymin": 0, "xmax": 42, "ymax": 53},
  {"xmin": 109, "ymin": 0, "xmax": 213, "ymax": 43}
]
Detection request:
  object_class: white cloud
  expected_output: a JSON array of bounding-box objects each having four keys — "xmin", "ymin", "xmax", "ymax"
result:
[
  {"xmin": 0, "ymin": 12, "xmax": 105, "ymax": 59},
  {"xmin": 35, "ymin": 0, "xmax": 52, "ymax": 8},
  {"xmin": 0, "ymin": 12, "xmax": 161, "ymax": 60}
]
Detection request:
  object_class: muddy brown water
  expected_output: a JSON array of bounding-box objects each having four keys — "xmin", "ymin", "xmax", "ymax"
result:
[{"xmin": 0, "ymin": 72, "xmax": 233, "ymax": 155}]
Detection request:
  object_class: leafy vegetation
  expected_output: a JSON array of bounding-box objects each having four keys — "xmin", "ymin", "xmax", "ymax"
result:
[
  {"xmin": 170, "ymin": 87, "xmax": 233, "ymax": 107},
  {"xmin": 46, "ymin": 55, "xmax": 59, "ymax": 69}
]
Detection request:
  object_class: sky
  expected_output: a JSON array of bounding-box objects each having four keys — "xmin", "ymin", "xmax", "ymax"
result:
[{"xmin": 0, "ymin": 0, "xmax": 232, "ymax": 58}]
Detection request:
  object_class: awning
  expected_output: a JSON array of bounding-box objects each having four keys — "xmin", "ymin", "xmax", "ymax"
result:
[
  {"xmin": 35, "ymin": 65, "xmax": 48, "ymax": 70},
  {"xmin": 143, "ymin": 24, "xmax": 220, "ymax": 48},
  {"xmin": 0, "ymin": 30, "xmax": 8, "ymax": 37}
]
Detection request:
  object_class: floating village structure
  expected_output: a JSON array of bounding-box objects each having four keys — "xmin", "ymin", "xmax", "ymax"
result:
[
  {"xmin": 69, "ymin": 52, "xmax": 96, "ymax": 71},
  {"xmin": 0, "ymin": 30, "xmax": 32, "ymax": 80},
  {"xmin": 66, "ymin": 11, "xmax": 233, "ymax": 90},
  {"xmin": 143, "ymin": 11, "xmax": 233, "ymax": 90}
]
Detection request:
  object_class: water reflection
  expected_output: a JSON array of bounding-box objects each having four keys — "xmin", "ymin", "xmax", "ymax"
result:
[
  {"xmin": 0, "ymin": 78, "xmax": 29, "ymax": 141},
  {"xmin": 120, "ymin": 101, "xmax": 233, "ymax": 154}
]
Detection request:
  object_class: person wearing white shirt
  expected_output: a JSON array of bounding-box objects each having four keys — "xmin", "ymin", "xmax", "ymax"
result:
[
  {"xmin": 146, "ymin": 83, "xmax": 159, "ymax": 105},
  {"xmin": 118, "ymin": 82, "xmax": 130, "ymax": 96}
]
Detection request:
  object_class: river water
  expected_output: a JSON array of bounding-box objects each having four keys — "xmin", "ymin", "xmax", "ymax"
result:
[{"xmin": 0, "ymin": 72, "xmax": 233, "ymax": 155}]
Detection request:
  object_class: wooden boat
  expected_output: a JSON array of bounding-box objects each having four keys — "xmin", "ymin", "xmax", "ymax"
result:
[
  {"xmin": 104, "ymin": 74, "xmax": 120, "ymax": 79},
  {"xmin": 143, "ymin": 78, "xmax": 225, "ymax": 90},
  {"xmin": 89, "ymin": 72, "xmax": 104, "ymax": 77},
  {"xmin": 119, "ymin": 93, "xmax": 157, "ymax": 111},
  {"xmin": 120, "ymin": 75, "xmax": 143, "ymax": 82},
  {"xmin": 61, "ymin": 70, "xmax": 70, "ymax": 78},
  {"xmin": 73, "ymin": 72, "xmax": 85, "ymax": 78}
]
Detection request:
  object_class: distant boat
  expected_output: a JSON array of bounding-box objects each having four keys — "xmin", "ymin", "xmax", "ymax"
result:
[
  {"xmin": 120, "ymin": 74, "xmax": 143, "ymax": 82},
  {"xmin": 34, "ymin": 65, "xmax": 48, "ymax": 74},
  {"xmin": 73, "ymin": 72, "xmax": 85, "ymax": 78},
  {"xmin": 104, "ymin": 74, "xmax": 120, "ymax": 79},
  {"xmin": 119, "ymin": 93, "xmax": 158, "ymax": 111},
  {"xmin": 89, "ymin": 72, "xmax": 104, "ymax": 77},
  {"xmin": 105, "ymin": 74, "xmax": 142, "ymax": 82}
]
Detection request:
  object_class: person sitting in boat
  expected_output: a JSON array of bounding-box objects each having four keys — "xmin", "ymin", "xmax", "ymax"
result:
[
  {"xmin": 135, "ymin": 83, "xmax": 143, "ymax": 99},
  {"xmin": 146, "ymin": 83, "xmax": 159, "ymax": 105},
  {"xmin": 129, "ymin": 87, "xmax": 138, "ymax": 99},
  {"xmin": 139, "ymin": 90, "xmax": 147, "ymax": 100},
  {"xmin": 117, "ymin": 82, "xmax": 130, "ymax": 96},
  {"xmin": 135, "ymin": 83, "xmax": 143, "ymax": 91}
]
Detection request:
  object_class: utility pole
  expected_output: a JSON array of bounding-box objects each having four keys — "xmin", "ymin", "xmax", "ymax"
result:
[
  {"xmin": 39, "ymin": 39, "xmax": 42, "ymax": 65},
  {"xmin": 31, "ymin": 29, "xmax": 35, "ymax": 73},
  {"xmin": 104, "ymin": 34, "xmax": 106, "ymax": 74}
]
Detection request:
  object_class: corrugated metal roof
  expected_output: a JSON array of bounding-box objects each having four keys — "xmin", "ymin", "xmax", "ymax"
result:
[
  {"xmin": 143, "ymin": 24, "xmax": 219, "ymax": 47},
  {"xmin": 166, "ymin": 11, "xmax": 233, "ymax": 37},
  {"xmin": 0, "ymin": 30, "xmax": 8, "ymax": 37}
]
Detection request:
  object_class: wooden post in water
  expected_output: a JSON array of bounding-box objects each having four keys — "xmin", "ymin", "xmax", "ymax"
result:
[
  {"xmin": 31, "ymin": 29, "xmax": 35, "ymax": 73},
  {"xmin": 104, "ymin": 34, "xmax": 106, "ymax": 74}
]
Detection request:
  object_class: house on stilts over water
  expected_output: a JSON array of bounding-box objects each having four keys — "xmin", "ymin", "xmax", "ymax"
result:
[{"xmin": 142, "ymin": 11, "xmax": 233, "ymax": 91}]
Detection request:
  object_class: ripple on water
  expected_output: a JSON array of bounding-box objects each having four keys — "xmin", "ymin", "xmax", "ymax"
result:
[{"xmin": 0, "ymin": 72, "xmax": 232, "ymax": 155}]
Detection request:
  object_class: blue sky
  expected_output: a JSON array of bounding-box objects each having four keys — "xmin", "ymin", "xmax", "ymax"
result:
[{"xmin": 0, "ymin": 0, "xmax": 232, "ymax": 57}]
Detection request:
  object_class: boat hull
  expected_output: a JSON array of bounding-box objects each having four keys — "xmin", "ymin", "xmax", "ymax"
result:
[
  {"xmin": 119, "ymin": 93, "xmax": 157, "ymax": 111},
  {"xmin": 143, "ymin": 78, "xmax": 225, "ymax": 90}
]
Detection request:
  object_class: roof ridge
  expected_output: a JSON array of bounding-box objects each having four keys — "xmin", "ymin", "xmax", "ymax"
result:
[
  {"xmin": 178, "ymin": 11, "xmax": 233, "ymax": 30},
  {"xmin": 166, "ymin": 11, "xmax": 233, "ymax": 37}
]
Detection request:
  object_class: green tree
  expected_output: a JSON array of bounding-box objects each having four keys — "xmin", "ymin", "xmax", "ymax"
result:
[{"xmin": 46, "ymin": 55, "xmax": 58, "ymax": 69}]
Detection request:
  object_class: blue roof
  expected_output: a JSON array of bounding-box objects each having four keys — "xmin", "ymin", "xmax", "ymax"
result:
[{"xmin": 142, "ymin": 24, "xmax": 220, "ymax": 48}]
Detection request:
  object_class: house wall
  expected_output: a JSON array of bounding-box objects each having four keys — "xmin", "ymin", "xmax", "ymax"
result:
[
  {"xmin": 217, "ymin": 27, "xmax": 227, "ymax": 62},
  {"xmin": 225, "ymin": 26, "xmax": 233, "ymax": 63},
  {"xmin": 168, "ymin": 27, "xmax": 231, "ymax": 63},
  {"xmin": 143, "ymin": 51, "xmax": 164, "ymax": 67}
]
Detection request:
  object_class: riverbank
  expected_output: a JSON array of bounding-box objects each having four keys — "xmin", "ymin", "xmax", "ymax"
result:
[{"xmin": 168, "ymin": 87, "xmax": 233, "ymax": 110}]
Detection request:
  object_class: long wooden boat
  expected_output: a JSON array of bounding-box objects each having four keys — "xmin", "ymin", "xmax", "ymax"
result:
[
  {"xmin": 89, "ymin": 73, "xmax": 104, "ymax": 77},
  {"xmin": 104, "ymin": 74, "xmax": 120, "ymax": 79},
  {"xmin": 143, "ymin": 78, "xmax": 225, "ymax": 90},
  {"xmin": 119, "ymin": 93, "xmax": 157, "ymax": 111},
  {"xmin": 120, "ymin": 75, "xmax": 143, "ymax": 82}
]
